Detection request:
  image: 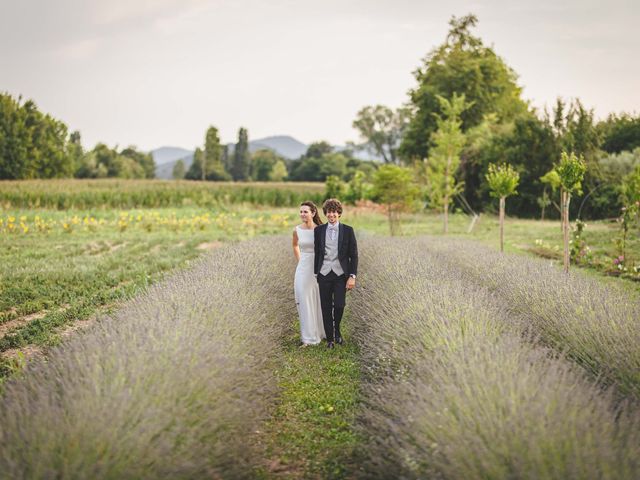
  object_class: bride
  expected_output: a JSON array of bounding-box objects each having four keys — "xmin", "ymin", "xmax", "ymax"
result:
[{"xmin": 292, "ymin": 201, "xmax": 326, "ymax": 345}]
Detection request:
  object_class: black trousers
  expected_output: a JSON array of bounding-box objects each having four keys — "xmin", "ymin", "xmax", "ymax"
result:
[{"xmin": 317, "ymin": 270, "xmax": 347, "ymax": 342}]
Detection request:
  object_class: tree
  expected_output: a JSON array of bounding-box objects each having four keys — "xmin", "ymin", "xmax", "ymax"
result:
[
  {"xmin": 232, "ymin": 127, "xmax": 251, "ymax": 181},
  {"xmin": 344, "ymin": 170, "xmax": 372, "ymax": 204},
  {"xmin": 372, "ymin": 164, "xmax": 419, "ymax": 235},
  {"xmin": 251, "ymin": 149, "xmax": 280, "ymax": 181},
  {"xmin": 470, "ymin": 112, "xmax": 558, "ymax": 218},
  {"xmin": 305, "ymin": 141, "xmax": 333, "ymax": 159},
  {"xmin": 0, "ymin": 93, "xmax": 75, "ymax": 179},
  {"xmin": 289, "ymin": 152, "xmax": 348, "ymax": 182},
  {"xmin": 121, "ymin": 146, "xmax": 154, "ymax": 179},
  {"xmin": 185, "ymin": 148, "xmax": 204, "ymax": 180},
  {"xmin": 623, "ymin": 164, "xmax": 640, "ymax": 205},
  {"xmin": 222, "ymin": 144, "xmax": 232, "ymax": 174},
  {"xmin": 75, "ymin": 143, "xmax": 147, "ymax": 179},
  {"xmin": 269, "ymin": 160, "xmax": 288, "ymax": 181},
  {"xmin": 324, "ymin": 175, "xmax": 347, "ymax": 200},
  {"xmin": 68, "ymin": 130, "xmax": 84, "ymax": 174},
  {"xmin": 555, "ymin": 151, "xmax": 587, "ymax": 273},
  {"xmin": 485, "ymin": 163, "xmax": 519, "ymax": 252},
  {"xmin": 540, "ymin": 169, "xmax": 562, "ymax": 221},
  {"xmin": 352, "ymin": 105, "xmax": 411, "ymax": 164},
  {"xmin": 425, "ymin": 93, "xmax": 468, "ymax": 233},
  {"xmin": 203, "ymin": 126, "xmax": 229, "ymax": 181},
  {"xmin": 400, "ymin": 14, "xmax": 527, "ymax": 162},
  {"xmin": 599, "ymin": 113, "xmax": 640, "ymax": 154},
  {"xmin": 172, "ymin": 159, "xmax": 186, "ymax": 179}
]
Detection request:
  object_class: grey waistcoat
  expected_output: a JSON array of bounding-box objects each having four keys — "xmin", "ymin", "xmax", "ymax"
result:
[{"xmin": 320, "ymin": 224, "xmax": 344, "ymax": 276}]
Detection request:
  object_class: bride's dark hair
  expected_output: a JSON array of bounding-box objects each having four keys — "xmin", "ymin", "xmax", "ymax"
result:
[{"xmin": 300, "ymin": 201, "xmax": 323, "ymax": 226}]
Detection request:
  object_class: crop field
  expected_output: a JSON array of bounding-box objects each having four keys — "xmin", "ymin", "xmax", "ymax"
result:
[
  {"xmin": 0, "ymin": 179, "xmax": 325, "ymax": 209},
  {"xmin": 1, "ymin": 180, "xmax": 639, "ymax": 478}
]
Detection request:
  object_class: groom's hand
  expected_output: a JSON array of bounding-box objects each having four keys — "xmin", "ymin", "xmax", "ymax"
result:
[{"xmin": 346, "ymin": 277, "xmax": 356, "ymax": 290}]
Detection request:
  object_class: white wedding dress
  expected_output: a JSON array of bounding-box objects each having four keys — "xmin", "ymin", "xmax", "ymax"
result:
[{"xmin": 294, "ymin": 226, "xmax": 326, "ymax": 344}]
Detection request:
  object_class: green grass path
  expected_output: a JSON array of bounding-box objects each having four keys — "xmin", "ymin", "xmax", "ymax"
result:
[{"xmin": 255, "ymin": 314, "xmax": 362, "ymax": 479}]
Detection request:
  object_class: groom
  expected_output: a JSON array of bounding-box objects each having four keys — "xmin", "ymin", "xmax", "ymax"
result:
[{"xmin": 314, "ymin": 198, "xmax": 358, "ymax": 349}]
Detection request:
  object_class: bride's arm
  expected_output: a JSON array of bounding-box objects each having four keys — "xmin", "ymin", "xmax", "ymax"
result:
[{"xmin": 292, "ymin": 229, "xmax": 300, "ymax": 262}]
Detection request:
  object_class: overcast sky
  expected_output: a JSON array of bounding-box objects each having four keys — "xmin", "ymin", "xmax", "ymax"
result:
[{"xmin": 1, "ymin": 0, "xmax": 639, "ymax": 151}]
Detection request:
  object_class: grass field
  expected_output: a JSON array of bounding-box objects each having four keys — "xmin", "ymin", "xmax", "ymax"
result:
[{"xmin": 0, "ymin": 206, "xmax": 296, "ymax": 376}]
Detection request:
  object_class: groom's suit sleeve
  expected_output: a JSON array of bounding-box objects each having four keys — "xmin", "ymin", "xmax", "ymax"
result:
[{"xmin": 349, "ymin": 227, "xmax": 358, "ymax": 276}]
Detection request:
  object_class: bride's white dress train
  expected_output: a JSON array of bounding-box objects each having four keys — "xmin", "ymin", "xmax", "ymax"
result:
[{"xmin": 294, "ymin": 226, "xmax": 325, "ymax": 344}]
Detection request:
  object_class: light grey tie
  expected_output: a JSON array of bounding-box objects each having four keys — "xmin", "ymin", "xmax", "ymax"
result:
[{"xmin": 329, "ymin": 225, "xmax": 337, "ymax": 241}]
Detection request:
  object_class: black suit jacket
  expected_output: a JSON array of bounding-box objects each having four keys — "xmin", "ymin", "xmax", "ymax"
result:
[{"xmin": 314, "ymin": 223, "xmax": 358, "ymax": 277}]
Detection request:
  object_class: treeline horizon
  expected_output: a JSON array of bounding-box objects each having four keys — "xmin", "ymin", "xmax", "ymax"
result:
[{"xmin": 2, "ymin": 14, "xmax": 640, "ymax": 220}]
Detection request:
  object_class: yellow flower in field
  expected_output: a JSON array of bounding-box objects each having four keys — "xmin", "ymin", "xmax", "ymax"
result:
[
  {"xmin": 137, "ymin": 215, "xmax": 142, "ymax": 221},
  {"xmin": 20, "ymin": 216, "xmax": 26, "ymax": 222},
  {"xmin": 8, "ymin": 216, "xmax": 15, "ymax": 223}
]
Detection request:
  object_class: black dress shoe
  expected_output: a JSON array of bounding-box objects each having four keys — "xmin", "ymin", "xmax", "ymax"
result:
[
  {"xmin": 335, "ymin": 336, "xmax": 344, "ymax": 345},
  {"xmin": 326, "ymin": 341, "xmax": 335, "ymax": 349}
]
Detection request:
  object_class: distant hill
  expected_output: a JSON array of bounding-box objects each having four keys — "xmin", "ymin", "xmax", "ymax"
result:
[
  {"xmin": 151, "ymin": 146, "xmax": 194, "ymax": 166},
  {"xmin": 248, "ymin": 135, "xmax": 308, "ymax": 159},
  {"xmin": 151, "ymin": 135, "xmax": 382, "ymax": 179}
]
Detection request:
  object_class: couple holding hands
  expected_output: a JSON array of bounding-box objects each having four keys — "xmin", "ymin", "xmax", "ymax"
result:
[{"xmin": 292, "ymin": 198, "xmax": 358, "ymax": 349}]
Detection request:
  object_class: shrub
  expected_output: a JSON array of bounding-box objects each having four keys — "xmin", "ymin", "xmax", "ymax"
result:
[
  {"xmin": 350, "ymin": 237, "xmax": 640, "ymax": 479},
  {"xmin": 0, "ymin": 238, "xmax": 294, "ymax": 478}
]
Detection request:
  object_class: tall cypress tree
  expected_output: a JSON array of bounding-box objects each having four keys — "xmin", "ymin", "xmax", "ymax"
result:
[
  {"xmin": 203, "ymin": 126, "xmax": 230, "ymax": 181},
  {"xmin": 232, "ymin": 127, "xmax": 251, "ymax": 181},
  {"xmin": 185, "ymin": 147, "xmax": 204, "ymax": 180}
]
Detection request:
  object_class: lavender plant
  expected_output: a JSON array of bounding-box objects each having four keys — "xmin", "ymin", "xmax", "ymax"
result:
[
  {"xmin": 422, "ymin": 237, "xmax": 640, "ymax": 397},
  {"xmin": 0, "ymin": 237, "xmax": 294, "ymax": 479},
  {"xmin": 350, "ymin": 238, "xmax": 640, "ymax": 479}
]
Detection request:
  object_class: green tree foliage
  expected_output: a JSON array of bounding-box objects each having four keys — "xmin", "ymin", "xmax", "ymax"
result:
[
  {"xmin": 231, "ymin": 127, "xmax": 251, "ymax": 181},
  {"xmin": 269, "ymin": 160, "xmax": 288, "ymax": 182},
  {"xmin": 0, "ymin": 93, "xmax": 75, "ymax": 179},
  {"xmin": 67, "ymin": 130, "xmax": 84, "ymax": 174},
  {"xmin": 352, "ymin": 105, "xmax": 411, "ymax": 164},
  {"xmin": 324, "ymin": 175, "xmax": 347, "ymax": 200},
  {"xmin": 622, "ymin": 164, "xmax": 640, "ymax": 205},
  {"xmin": 468, "ymin": 112, "xmax": 558, "ymax": 218},
  {"xmin": 222, "ymin": 144, "xmax": 232, "ymax": 174},
  {"xmin": 76, "ymin": 144, "xmax": 148, "ymax": 179},
  {"xmin": 120, "ymin": 147, "xmax": 155, "ymax": 179},
  {"xmin": 172, "ymin": 159, "xmax": 186, "ymax": 180},
  {"xmin": 555, "ymin": 151, "xmax": 587, "ymax": 273},
  {"xmin": 304, "ymin": 141, "xmax": 333, "ymax": 159},
  {"xmin": 251, "ymin": 149, "xmax": 283, "ymax": 181},
  {"xmin": 400, "ymin": 14, "xmax": 527, "ymax": 162},
  {"xmin": 185, "ymin": 148, "xmax": 204, "ymax": 180},
  {"xmin": 343, "ymin": 170, "xmax": 372, "ymax": 204},
  {"xmin": 372, "ymin": 164, "xmax": 419, "ymax": 235},
  {"xmin": 486, "ymin": 163, "xmax": 519, "ymax": 199},
  {"xmin": 599, "ymin": 113, "xmax": 640, "ymax": 154},
  {"xmin": 424, "ymin": 93, "xmax": 468, "ymax": 233},
  {"xmin": 289, "ymin": 152, "xmax": 348, "ymax": 182},
  {"xmin": 203, "ymin": 126, "xmax": 230, "ymax": 181},
  {"xmin": 485, "ymin": 163, "xmax": 519, "ymax": 252},
  {"xmin": 556, "ymin": 151, "xmax": 587, "ymax": 194},
  {"xmin": 548, "ymin": 99, "xmax": 609, "ymax": 219}
]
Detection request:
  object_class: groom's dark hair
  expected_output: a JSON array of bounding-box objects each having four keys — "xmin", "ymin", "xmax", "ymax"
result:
[{"xmin": 322, "ymin": 198, "xmax": 343, "ymax": 215}]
